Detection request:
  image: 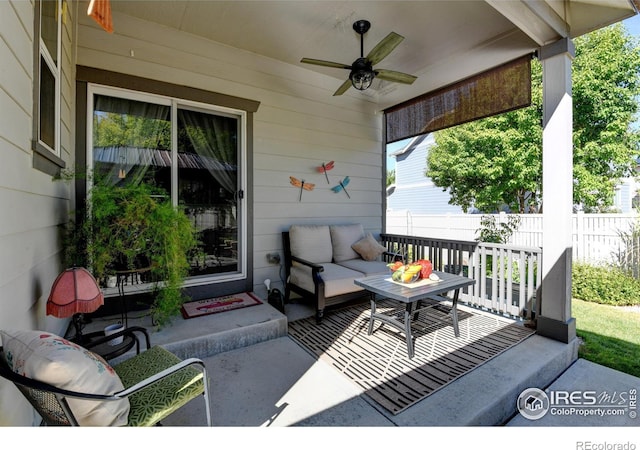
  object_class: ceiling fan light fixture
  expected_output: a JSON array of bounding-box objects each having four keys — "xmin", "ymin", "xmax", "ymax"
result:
[
  {"xmin": 300, "ymin": 20, "xmax": 416, "ymax": 96},
  {"xmin": 350, "ymin": 69, "xmax": 375, "ymax": 90}
]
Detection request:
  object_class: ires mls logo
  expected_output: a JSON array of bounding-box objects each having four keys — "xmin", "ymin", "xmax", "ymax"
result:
[
  {"xmin": 517, "ymin": 388, "xmax": 550, "ymax": 420},
  {"xmin": 517, "ymin": 387, "xmax": 637, "ymax": 420}
]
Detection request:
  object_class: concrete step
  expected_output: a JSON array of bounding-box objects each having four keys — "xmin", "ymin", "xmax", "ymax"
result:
[
  {"xmin": 86, "ymin": 298, "xmax": 288, "ymax": 363},
  {"xmin": 506, "ymin": 358, "xmax": 640, "ymax": 426},
  {"xmin": 154, "ymin": 302, "xmax": 288, "ymax": 361},
  {"xmin": 381, "ymin": 332, "xmax": 580, "ymax": 426}
]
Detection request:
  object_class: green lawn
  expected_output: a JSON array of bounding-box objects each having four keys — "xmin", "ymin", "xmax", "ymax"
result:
[{"xmin": 572, "ymin": 298, "xmax": 640, "ymax": 378}]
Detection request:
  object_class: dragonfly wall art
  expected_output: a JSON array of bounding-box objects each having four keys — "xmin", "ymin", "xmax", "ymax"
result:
[
  {"xmin": 331, "ymin": 176, "xmax": 350, "ymax": 198},
  {"xmin": 317, "ymin": 161, "xmax": 334, "ymax": 184},
  {"xmin": 289, "ymin": 176, "xmax": 315, "ymax": 201}
]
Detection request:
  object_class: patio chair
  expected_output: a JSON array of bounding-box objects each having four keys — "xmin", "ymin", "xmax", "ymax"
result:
[{"xmin": 0, "ymin": 329, "xmax": 212, "ymax": 426}]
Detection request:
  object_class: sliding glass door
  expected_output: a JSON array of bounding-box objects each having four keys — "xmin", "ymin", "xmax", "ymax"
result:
[
  {"xmin": 177, "ymin": 107, "xmax": 240, "ymax": 276},
  {"xmin": 89, "ymin": 85, "xmax": 246, "ymax": 284}
]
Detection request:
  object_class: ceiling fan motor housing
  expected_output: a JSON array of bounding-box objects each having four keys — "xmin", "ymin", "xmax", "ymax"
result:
[{"xmin": 349, "ymin": 57, "xmax": 375, "ymax": 90}]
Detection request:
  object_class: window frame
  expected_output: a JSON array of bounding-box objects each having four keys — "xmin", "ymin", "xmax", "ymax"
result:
[
  {"xmin": 76, "ymin": 66, "xmax": 259, "ymax": 296},
  {"xmin": 33, "ymin": 0, "xmax": 65, "ymax": 174},
  {"xmin": 87, "ymin": 83, "xmax": 249, "ymax": 288}
]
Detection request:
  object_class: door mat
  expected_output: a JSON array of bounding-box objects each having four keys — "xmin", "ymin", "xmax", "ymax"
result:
[
  {"xmin": 181, "ymin": 292, "xmax": 262, "ymax": 319},
  {"xmin": 288, "ymin": 299, "xmax": 535, "ymax": 415}
]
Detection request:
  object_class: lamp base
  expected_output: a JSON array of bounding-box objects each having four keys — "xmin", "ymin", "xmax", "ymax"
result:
[{"xmin": 70, "ymin": 313, "xmax": 90, "ymax": 345}]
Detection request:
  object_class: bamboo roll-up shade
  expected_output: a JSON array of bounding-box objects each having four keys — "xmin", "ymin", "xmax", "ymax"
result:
[{"xmin": 384, "ymin": 55, "xmax": 532, "ymax": 144}]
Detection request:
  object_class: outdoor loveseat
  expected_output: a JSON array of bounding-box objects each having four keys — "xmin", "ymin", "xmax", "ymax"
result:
[{"xmin": 282, "ymin": 224, "xmax": 401, "ymax": 323}]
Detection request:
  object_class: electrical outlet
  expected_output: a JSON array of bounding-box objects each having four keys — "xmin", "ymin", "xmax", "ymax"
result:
[{"xmin": 267, "ymin": 253, "xmax": 281, "ymax": 264}]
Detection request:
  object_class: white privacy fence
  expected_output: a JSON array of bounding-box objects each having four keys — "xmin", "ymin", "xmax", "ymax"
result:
[{"xmin": 386, "ymin": 210, "xmax": 639, "ymax": 265}]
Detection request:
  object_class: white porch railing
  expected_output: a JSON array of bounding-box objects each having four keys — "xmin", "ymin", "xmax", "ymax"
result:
[
  {"xmin": 466, "ymin": 242, "xmax": 541, "ymax": 320},
  {"xmin": 381, "ymin": 234, "xmax": 542, "ymax": 321}
]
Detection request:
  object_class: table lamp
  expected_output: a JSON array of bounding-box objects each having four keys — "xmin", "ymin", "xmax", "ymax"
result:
[{"xmin": 46, "ymin": 267, "xmax": 104, "ymax": 344}]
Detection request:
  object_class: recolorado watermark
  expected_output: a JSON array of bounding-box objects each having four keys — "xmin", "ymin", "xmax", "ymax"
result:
[
  {"xmin": 517, "ymin": 387, "xmax": 637, "ymax": 421},
  {"xmin": 576, "ymin": 442, "xmax": 636, "ymax": 450}
]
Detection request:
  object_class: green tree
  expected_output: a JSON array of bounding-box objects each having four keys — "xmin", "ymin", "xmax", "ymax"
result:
[
  {"xmin": 573, "ymin": 25, "xmax": 640, "ymax": 211},
  {"xmin": 93, "ymin": 113, "xmax": 171, "ymax": 149},
  {"xmin": 387, "ymin": 169, "xmax": 395, "ymax": 187},
  {"xmin": 427, "ymin": 24, "xmax": 640, "ymax": 213}
]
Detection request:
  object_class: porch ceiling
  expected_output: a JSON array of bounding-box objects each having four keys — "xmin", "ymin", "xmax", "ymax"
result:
[{"xmin": 102, "ymin": 0, "xmax": 637, "ymax": 109}]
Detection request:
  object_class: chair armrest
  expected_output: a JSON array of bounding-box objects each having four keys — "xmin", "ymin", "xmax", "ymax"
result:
[
  {"xmin": 83, "ymin": 326, "xmax": 151, "ymax": 355},
  {"xmin": 115, "ymin": 357, "xmax": 206, "ymax": 398},
  {"xmin": 290, "ymin": 255, "xmax": 325, "ymax": 273},
  {"xmin": 289, "ymin": 255, "xmax": 326, "ymax": 293},
  {"xmin": 1, "ymin": 348, "xmax": 203, "ymax": 402}
]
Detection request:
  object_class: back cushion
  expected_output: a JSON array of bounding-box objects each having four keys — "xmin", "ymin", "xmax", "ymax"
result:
[
  {"xmin": 289, "ymin": 225, "xmax": 332, "ymax": 263},
  {"xmin": 330, "ymin": 224, "xmax": 365, "ymax": 262},
  {"xmin": 0, "ymin": 329, "xmax": 130, "ymax": 426}
]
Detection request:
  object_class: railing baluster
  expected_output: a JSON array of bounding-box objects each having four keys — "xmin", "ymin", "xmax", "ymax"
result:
[
  {"xmin": 506, "ymin": 249, "xmax": 513, "ymax": 316},
  {"xmin": 518, "ymin": 251, "xmax": 526, "ymax": 318},
  {"xmin": 380, "ymin": 234, "xmax": 541, "ymax": 320}
]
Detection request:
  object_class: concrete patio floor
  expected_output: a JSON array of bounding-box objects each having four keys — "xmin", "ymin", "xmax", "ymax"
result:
[{"xmin": 83, "ymin": 294, "xmax": 640, "ymax": 434}]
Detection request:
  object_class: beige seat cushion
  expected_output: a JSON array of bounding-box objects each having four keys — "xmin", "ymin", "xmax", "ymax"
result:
[
  {"xmin": 290, "ymin": 263, "xmax": 364, "ymax": 297},
  {"xmin": 329, "ymin": 224, "xmax": 365, "ymax": 262},
  {"xmin": 338, "ymin": 259, "xmax": 389, "ymax": 277},
  {"xmin": 113, "ymin": 345, "xmax": 204, "ymax": 427}
]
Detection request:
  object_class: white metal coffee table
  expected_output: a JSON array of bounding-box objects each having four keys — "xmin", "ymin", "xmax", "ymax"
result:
[{"xmin": 354, "ymin": 271, "xmax": 475, "ymax": 359}]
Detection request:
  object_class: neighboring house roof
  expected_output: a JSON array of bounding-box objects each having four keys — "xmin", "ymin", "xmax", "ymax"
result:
[
  {"xmin": 389, "ymin": 134, "xmax": 429, "ymax": 158},
  {"xmin": 94, "ymin": 146, "xmax": 236, "ymax": 171}
]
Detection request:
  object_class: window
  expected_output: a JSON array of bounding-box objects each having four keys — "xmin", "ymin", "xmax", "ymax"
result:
[
  {"xmin": 88, "ymin": 85, "xmax": 247, "ymax": 285},
  {"xmin": 34, "ymin": 0, "xmax": 62, "ymax": 157}
]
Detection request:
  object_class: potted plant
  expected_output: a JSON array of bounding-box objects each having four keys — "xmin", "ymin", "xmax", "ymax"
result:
[{"xmin": 59, "ymin": 171, "xmax": 198, "ymax": 327}]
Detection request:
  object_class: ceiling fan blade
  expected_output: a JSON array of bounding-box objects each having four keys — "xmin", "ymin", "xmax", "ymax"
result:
[
  {"xmin": 333, "ymin": 79, "xmax": 352, "ymax": 96},
  {"xmin": 300, "ymin": 58, "xmax": 352, "ymax": 70},
  {"xmin": 366, "ymin": 32, "xmax": 404, "ymax": 66},
  {"xmin": 375, "ymin": 69, "xmax": 418, "ymax": 85}
]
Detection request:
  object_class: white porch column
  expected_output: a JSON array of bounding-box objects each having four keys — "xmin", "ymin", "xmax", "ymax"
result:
[{"xmin": 538, "ymin": 38, "xmax": 576, "ymax": 343}]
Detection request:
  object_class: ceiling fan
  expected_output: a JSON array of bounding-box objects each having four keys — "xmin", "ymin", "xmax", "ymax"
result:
[{"xmin": 301, "ymin": 19, "xmax": 418, "ymax": 96}]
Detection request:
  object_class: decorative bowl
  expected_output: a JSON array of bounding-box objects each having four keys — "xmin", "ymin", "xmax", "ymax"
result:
[
  {"xmin": 391, "ymin": 268, "xmax": 421, "ymax": 284},
  {"xmin": 399, "ymin": 272, "xmax": 421, "ymax": 284}
]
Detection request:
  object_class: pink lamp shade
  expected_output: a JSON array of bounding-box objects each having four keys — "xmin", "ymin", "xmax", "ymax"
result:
[{"xmin": 46, "ymin": 267, "xmax": 104, "ymax": 318}]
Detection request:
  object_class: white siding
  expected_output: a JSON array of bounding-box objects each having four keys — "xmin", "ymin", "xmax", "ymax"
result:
[
  {"xmin": 0, "ymin": 0, "xmax": 77, "ymax": 426},
  {"xmin": 76, "ymin": 11, "xmax": 384, "ymax": 298}
]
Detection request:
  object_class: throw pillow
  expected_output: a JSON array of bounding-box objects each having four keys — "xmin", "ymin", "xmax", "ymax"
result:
[
  {"xmin": 351, "ymin": 233, "xmax": 387, "ymax": 261},
  {"xmin": 0, "ymin": 329, "xmax": 130, "ymax": 426}
]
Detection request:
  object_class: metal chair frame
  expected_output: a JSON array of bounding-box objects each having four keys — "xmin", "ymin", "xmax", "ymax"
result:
[{"xmin": 0, "ymin": 340, "xmax": 212, "ymax": 426}]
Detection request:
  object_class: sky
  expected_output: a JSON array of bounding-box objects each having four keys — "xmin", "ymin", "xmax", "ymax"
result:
[{"xmin": 385, "ymin": 14, "xmax": 640, "ymax": 171}]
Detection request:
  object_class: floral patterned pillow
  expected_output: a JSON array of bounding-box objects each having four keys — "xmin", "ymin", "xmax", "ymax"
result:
[{"xmin": 0, "ymin": 329, "xmax": 129, "ymax": 426}]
